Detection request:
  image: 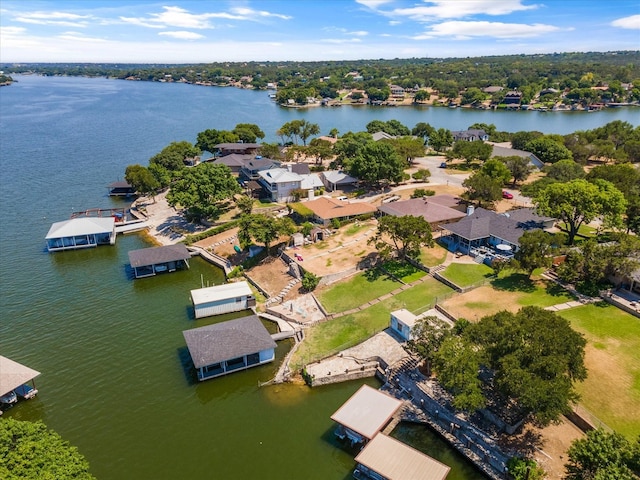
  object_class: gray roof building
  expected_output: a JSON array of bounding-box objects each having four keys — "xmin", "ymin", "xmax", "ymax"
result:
[{"xmin": 378, "ymin": 196, "xmax": 466, "ymax": 227}]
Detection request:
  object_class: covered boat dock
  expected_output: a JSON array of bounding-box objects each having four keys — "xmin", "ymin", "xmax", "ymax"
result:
[
  {"xmin": 128, "ymin": 244, "xmax": 191, "ymax": 278},
  {"xmin": 0, "ymin": 356, "xmax": 40, "ymax": 413},
  {"xmin": 190, "ymin": 281, "xmax": 256, "ymax": 319},
  {"xmin": 183, "ymin": 315, "xmax": 277, "ymax": 381},
  {"xmin": 45, "ymin": 217, "xmax": 116, "ymax": 252},
  {"xmin": 107, "ymin": 180, "xmax": 136, "ymax": 197}
]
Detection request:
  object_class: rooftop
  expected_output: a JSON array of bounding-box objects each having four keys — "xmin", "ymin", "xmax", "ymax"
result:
[
  {"xmin": 128, "ymin": 244, "xmax": 191, "ymax": 268},
  {"xmin": 0, "ymin": 356, "xmax": 41, "ymax": 396},
  {"xmin": 45, "ymin": 217, "xmax": 115, "ymax": 239},
  {"xmin": 305, "ymin": 196, "xmax": 376, "ymax": 220},
  {"xmin": 191, "ymin": 281, "xmax": 253, "ymax": 306},
  {"xmin": 322, "ymin": 170, "xmax": 358, "ymax": 185},
  {"xmin": 183, "ymin": 315, "xmax": 277, "ymax": 368},
  {"xmin": 391, "ymin": 309, "xmax": 418, "ymax": 329},
  {"xmin": 258, "ymin": 168, "xmax": 302, "ymax": 183},
  {"xmin": 378, "ymin": 196, "xmax": 466, "ymax": 225},
  {"xmin": 330, "ymin": 384, "xmax": 403, "ymax": 440},
  {"xmin": 355, "ymin": 433, "xmax": 451, "ymax": 480}
]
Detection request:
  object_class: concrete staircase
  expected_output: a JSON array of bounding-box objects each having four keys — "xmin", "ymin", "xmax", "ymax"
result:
[{"xmin": 264, "ymin": 278, "xmax": 300, "ymax": 307}]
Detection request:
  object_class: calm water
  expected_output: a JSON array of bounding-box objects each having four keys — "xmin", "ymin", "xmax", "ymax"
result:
[{"xmin": 0, "ymin": 75, "xmax": 636, "ymax": 479}]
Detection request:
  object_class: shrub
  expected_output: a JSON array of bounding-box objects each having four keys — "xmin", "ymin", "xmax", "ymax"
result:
[
  {"xmin": 183, "ymin": 219, "xmax": 239, "ymax": 245},
  {"xmin": 330, "ymin": 218, "xmax": 341, "ymax": 229},
  {"xmin": 410, "ymin": 188, "xmax": 436, "ymax": 198},
  {"xmin": 301, "ymin": 272, "xmax": 320, "ymax": 292}
]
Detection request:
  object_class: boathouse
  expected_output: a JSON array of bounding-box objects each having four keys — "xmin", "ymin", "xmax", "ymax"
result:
[
  {"xmin": 107, "ymin": 180, "xmax": 136, "ymax": 197},
  {"xmin": 183, "ymin": 315, "xmax": 277, "ymax": 381},
  {"xmin": 45, "ymin": 217, "xmax": 116, "ymax": 252},
  {"xmin": 330, "ymin": 384, "xmax": 403, "ymax": 445},
  {"xmin": 354, "ymin": 433, "xmax": 450, "ymax": 480},
  {"xmin": 128, "ymin": 244, "xmax": 191, "ymax": 278},
  {"xmin": 390, "ymin": 309, "xmax": 418, "ymax": 342},
  {"xmin": 0, "ymin": 356, "xmax": 40, "ymax": 410},
  {"xmin": 190, "ymin": 281, "xmax": 256, "ymax": 319}
]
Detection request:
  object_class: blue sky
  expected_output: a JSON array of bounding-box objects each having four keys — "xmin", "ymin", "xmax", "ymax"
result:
[{"xmin": 1, "ymin": 1, "xmax": 638, "ymax": 63}]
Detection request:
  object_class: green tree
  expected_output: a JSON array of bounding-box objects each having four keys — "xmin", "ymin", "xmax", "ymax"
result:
[
  {"xmin": 232, "ymin": 123, "xmax": 265, "ymax": 143},
  {"xmin": 346, "ymin": 141, "xmax": 405, "ymax": 187},
  {"xmin": 565, "ymin": 429, "xmax": 638, "ymax": 480},
  {"xmin": 411, "ymin": 169, "xmax": 431, "ymax": 182},
  {"xmin": 428, "ymin": 128, "xmax": 454, "ymax": 152},
  {"xmin": 0, "ymin": 418, "xmax": 95, "ymax": 480},
  {"xmin": 502, "ymin": 155, "xmax": 533, "ymax": 187},
  {"xmin": 413, "ymin": 90, "xmax": 429, "ymax": 102},
  {"xmin": 546, "ymin": 159, "xmax": 585, "ymax": 182},
  {"xmin": 238, "ymin": 214, "xmax": 296, "ymax": 253},
  {"xmin": 467, "ymin": 307, "xmax": 587, "ymax": 426},
  {"xmin": 406, "ymin": 316, "xmax": 451, "ymax": 376},
  {"xmin": 369, "ymin": 215, "xmax": 433, "ymax": 260},
  {"xmin": 511, "ymin": 130, "xmax": 543, "ymax": 151},
  {"xmin": 412, "ymin": 122, "xmax": 435, "ymax": 145},
  {"xmin": 387, "ymin": 136, "xmax": 425, "ymax": 164},
  {"xmin": 534, "ymin": 179, "xmax": 626, "ymax": 245},
  {"xmin": 525, "ymin": 136, "xmax": 573, "ymax": 164},
  {"xmin": 124, "ymin": 164, "xmax": 160, "ymax": 199},
  {"xmin": 299, "ymin": 120, "xmax": 320, "ymax": 146},
  {"xmin": 301, "ymin": 271, "xmax": 320, "ymax": 292},
  {"xmin": 461, "ymin": 87, "xmax": 488, "ymax": 105},
  {"xmin": 506, "ymin": 457, "xmax": 546, "ymax": 480},
  {"xmin": 513, "ymin": 230, "xmax": 559, "ymax": 277},
  {"xmin": 587, "ymin": 163, "xmax": 640, "ymax": 234},
  {"xmin": 149, "ymin": 141, "xmax": 200, "ymax": 172},
  {"xmin": 480, "ymin": 158, "xmax": 511, "ymax": 185},
  {"xmin": 195, "ymin": 129, "xmax": 239, "ymax": 153},
  {"xmin": 462, "ymin": 172, "xmax": 503, "ymax": 208},
  {"xmin": 235, "ymin": 195, "xmax": 254, "ymax": 215},
  {"xmin": 166, "ymin": 163, "xmax": 241, "ymax": 222},
  {"xmin": 432, "ymin": 336, "xmax": 486, "ymax": 412},
  {"xmin": 307, "ymin": 138, "xmax": 334, "ymax": 165},
  {"xmin": 258, "ymin": 142, "xmax": 282, "ymax": 160}
]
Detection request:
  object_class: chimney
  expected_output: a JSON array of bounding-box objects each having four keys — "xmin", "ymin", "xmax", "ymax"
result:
[{"xmin": 466, "ymin": 205, "xmax": 475, "ymax": 216}]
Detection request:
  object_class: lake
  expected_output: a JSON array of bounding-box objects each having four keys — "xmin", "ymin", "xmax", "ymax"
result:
[{"xmin": 0, "ymin": 74, "xmax": 635, "ymax": 479}]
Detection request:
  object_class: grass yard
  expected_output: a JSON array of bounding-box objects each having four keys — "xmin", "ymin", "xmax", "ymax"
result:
[
  {"xmin": 291, "ymin": 278, "xmax": 454, "ymax": 368},
  {"xmin": 315, "ymin": 270, "xmax": 400, "ymax": 313},
  {"xmin": 419, "ymin": 243, "xmax": 449, "ymax": 267},
  {"xmin": 441, "ymin": 262, "xmax": 494, "ymax": 288},
  {"xmin": 441, "ymin": 273, "xmax": 575, "ymax": 320},
  {"xmin": 344, "ymin": 222, "xmax": 369, "ymax": 236},
  {"xmin": 382, "ymin": 260, "xmax": 427, "ymax": 283},
  {"xmin": 558, "ymin": 303, "xmax": 640, "ymax": 439}
]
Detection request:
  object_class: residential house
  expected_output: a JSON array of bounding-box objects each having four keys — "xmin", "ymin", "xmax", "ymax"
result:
[
  {"xmin": 378, "ymin": 195, "xmax": 467, "ymax": 230},
  {"xmin": 304, "ymin": 197, "xmax": 376, "ymax": 226},
  {"xmin": 503, "ymin": 91, "xmax": 523, "ymax": 105},
  {"xmin": 482, "ymin": 86, "xmax": 504, "ymax": 94},
  {"xmin": 330, "ymin": 384, "xmax": 403, "ymax": 445},
  {"xmin": 354, "ymin": 433, "xmax": 450, "ymax": 480},
  {"xmin": 371, "ymin": 131, "xmax": 396, "ymax": 142},
  {"xmin": 190, "ymin": 281, "xmax": 256, "ymax": 319},
  {"xmin": 211, "ymin": 154, "xmax": 253, "ymax": 175},
  {"xmin": 451, "ymin": 129, "xmax": 489, "ymax": 142},
  {"xmin": 183, "ymin": 315, "xmax": 277, "ymax": 381},
  {"xmin": 439, "ymin": 207, "xmax": 555, "ymax": 260},
  {"xmin": 321, "ymin": 170, "xmax": 358, "ymax": 191},
  {"xmin": 215, "ymin": 143, "xmax": 261, "ymax": 157},
  {"xmin": 389, "ymin": 85, "xmax": 405, "ymax": 98},
  {"xmin": 240, "ymin": 157, "xmax": 281, "ymax": 181},
  {"xmin": 490, "ymin": 145, "xmax": 544, "ymax": 169},
  {"xmin": 257, "ymin": 168, "xmax": 303, "ymax": 202}
]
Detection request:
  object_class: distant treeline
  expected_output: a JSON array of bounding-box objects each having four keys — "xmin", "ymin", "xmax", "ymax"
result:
[{"xmin": 3, "ymin": 51, "xmax": 639, "ymax": 104}]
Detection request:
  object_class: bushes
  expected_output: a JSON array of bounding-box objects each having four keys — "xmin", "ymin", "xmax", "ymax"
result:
[
  {"xmin": 301, "ymin": 272, "xmax": 320, "ymax": 292},
  {"xmin": 183, "ymin": 219, "xmax": 239, "ymax": 245},
  {"xmin": 411, "ymin": 188, "xmax": 435, "ymax": 198}
]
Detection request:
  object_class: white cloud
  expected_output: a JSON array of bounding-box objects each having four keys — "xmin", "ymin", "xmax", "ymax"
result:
[
  {"xmin": 119, "ymin": 5, "xmax": 291, "ymax": 30},
  {"xmin": 57, "ymin": 32, "xmax": 106, "ymax": 43},
  {"xmin": 355, "ymin": 0, "xmax": 394, "ymax": 7},
  {"xmin": 15, "ymin": 10, "xmax": 92, "ymax": 27},
  {"xmin": 363, "ymin": 0, "xmax": 540, "ymax": 20},
  {"xmin": 158, "ymin": 31, "xmax": 205, "ymax": 40},
  {"xmin": 415, "ymin": 20, "xmax": 559, "ymax": 39},
  {"xmin": 350, "ymin": 30, "xmax": 369, "ymax": 36},
  {"xmin": 611, "ymin": 15, "xmax": 640, "ymax": 30},
  {"xmin": 321, "ymin": 38, "xmax": 363, "ymax": 44}
]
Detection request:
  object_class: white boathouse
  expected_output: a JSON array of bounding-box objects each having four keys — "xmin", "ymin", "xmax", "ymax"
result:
[
  {"xmin": 0, "ymin": 356, "xmax": 40, "ymax": 412},
  {"xmin": 45, "ymin": 217, "xmax": 116, "ymax": 252},
  {"xmin": 190, "ymin": 281, "xmax": 256, "ymax": 319}
]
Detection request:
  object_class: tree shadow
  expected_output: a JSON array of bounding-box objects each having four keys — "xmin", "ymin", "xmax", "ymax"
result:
[
  {"xmin": 498, "ymin": 428, "xmax": 543, "ymax": 458},
  {"xmin": 491, "ymin": 273, "xmax": 536, "ymax": 293},
  {"xmin": 545, "ymin": 281, "xmax": 570, "ymax": 298}
]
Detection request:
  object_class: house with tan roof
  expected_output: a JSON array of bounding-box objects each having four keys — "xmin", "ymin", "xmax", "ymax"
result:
[
  {"xmin": 378, "ymin": 195, "xmax": 467, "ymax": 229},
  {"xmin": 304, "ymin": 196, "xmax": 376, "ymax": 226}
]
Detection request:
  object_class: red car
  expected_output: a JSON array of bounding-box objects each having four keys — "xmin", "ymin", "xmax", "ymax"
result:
[{"xmin": 502, "ymin": 191, "xmax": 514, "ymax": 199}]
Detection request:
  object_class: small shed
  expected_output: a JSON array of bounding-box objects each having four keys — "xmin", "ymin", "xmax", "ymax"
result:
[
  {"xmin": 330, "ymin": 384, "xmax": 403, "ymax": 445},
  {"xmin": 291, "ymin": 232, "xmax": 304, "ymax": 247},
  {"xmin": 190, "ymin": 281, "xmax": 255, "ymax": 319},
  {"xmin": 354, "ymin": 433, "xmax": 451, "ymax": 480},
  {"xmin": 183, "ymin": 315, "xmax": 277, "ymax": 381},
  {"xmin": 128, "ymin": 244, "xmax": 191, "ymax": 278},
  {"xmin": 45, "ymin": 217, "xmax": 116, "ymax": 252},
  {"xmin": 390, "ymin": 309, "xmax": 418, "ymax": 341},
  {"xmin": 0, "ymin": 356, "xmax": 40, "ymax": 404}
]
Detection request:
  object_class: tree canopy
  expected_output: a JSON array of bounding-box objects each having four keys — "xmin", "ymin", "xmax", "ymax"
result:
[
  {"xmin": 369, "ymin": 214, "xmax": 433, "ymax": 260},
  {"xmin": 525, "ymin": 136, "xmax": 573, "ymax": 164},
  {"xmin": 512, "ymin": 230, "xmax": 561, "ymax": 277},
  {"xmin": 346, "ymin": 141, "xmax": 405, "ymax": 186},
  {"xmin": 0, "ymin": 418, "xmax": 95, "ymax": 480},
  {"xmin": 534, "ymin": 179, "xmax": 626, "ymax": 245},
  {"xmin": 125, "ymin": 164, "xmax": 159, "ymax": 198},
  {"xmin": 462, "ymin": 172, "xmax": 503, "ymax": 208},
  {"xmin": 238, "ymin": 214, "xmax": 296, "ymax": 253},
  {"xmin": 166, "ymin": 163, "xmax": 240, "ymax": 222},
  {"xmin": 501, "ymin": 155, "xmax": 533, "ymax": 187}
]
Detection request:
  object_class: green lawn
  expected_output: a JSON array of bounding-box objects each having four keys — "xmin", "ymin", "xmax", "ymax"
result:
[
  {"xmin": 292, "ymin": 278, "xmax": 454, "ymax": 368},
  {"xmin": 343, "ymin": 222, "xmax": 369, "ymax": 236},
  {"xmin": 419, "ymin": 243, "xmax": 449, "ymax": 267},
  {"xmin": 382, "ymin": 260, "xmax": 427, "ymax": 283},
  {"xmin": 559, "ymin": 303, "xmax": 640, "ymax": 438},
  {"xmin": 441, "ymin": 262, "xmax": 494, "ymax": 287},
  {"xmin": 316, "ymin": 270, "xmax": 400, "ymax": 313}
]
